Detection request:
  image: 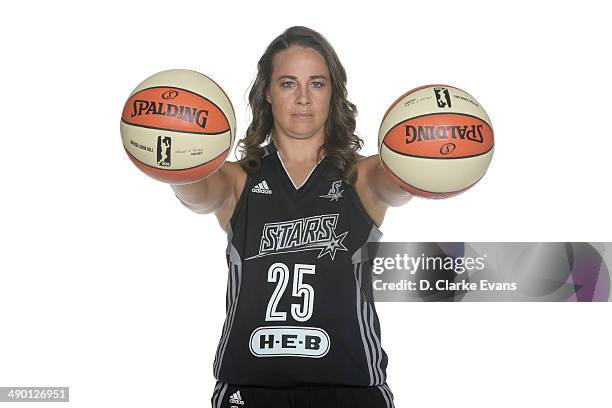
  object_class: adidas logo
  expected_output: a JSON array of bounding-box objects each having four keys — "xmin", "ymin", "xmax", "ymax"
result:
[
  {"xmin": 252, "ymin": 180, "xmax": 272, "ymax": 195},
  {"xmin": 229, "ymin": 390, "xmax": 245, "ymax": 405}
]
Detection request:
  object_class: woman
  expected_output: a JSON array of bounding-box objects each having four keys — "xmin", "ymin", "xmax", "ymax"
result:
[{"xmin": 172, "ymin": 26, "xmax": 411, "ymax": 408}]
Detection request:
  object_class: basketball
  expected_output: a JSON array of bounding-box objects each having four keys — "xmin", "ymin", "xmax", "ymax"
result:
[
  {"xmin": 120, "ymin": 69, "xmax": 236, "ymax": 184},
  {"xmin": 378, "ymin": 84, "xmax": 494, "ymax": 199}
]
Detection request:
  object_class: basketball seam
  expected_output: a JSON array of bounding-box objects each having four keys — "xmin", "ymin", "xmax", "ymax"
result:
[
  {"xmin": 127, "ymin": 85, "xmax": 227, "ymax": 118},
  {"xmin": 120, "ymin": 118, "xmax": 230, "ymax": 136},
  {"xmin": 382, "ymin": 161, "xmax": 486, "ymax": 195},
  {"xmin": 124, "ymin": 147, "xmax": 228, "ymax": 172},
  {"xmin": 381, "ymin": 142, "xmax": 494, "ymax": 160},
  {"xmin": 189, "ymin": 70, "xmax": 237, "ymax": 119}
]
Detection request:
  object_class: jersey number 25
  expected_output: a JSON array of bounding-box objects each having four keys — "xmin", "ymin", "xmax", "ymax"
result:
[{"xmin": 265, "ymin": 262, "xmax": 316, "ymax": 323}]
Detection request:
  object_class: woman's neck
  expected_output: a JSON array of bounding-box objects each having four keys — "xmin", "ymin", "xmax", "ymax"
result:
[{"xmin": 273, "ymin": 133, "xmax": 326, "ymax": 164}]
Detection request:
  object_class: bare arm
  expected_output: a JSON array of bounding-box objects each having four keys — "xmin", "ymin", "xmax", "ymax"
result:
[
  {"xmin": 355, "ymin": 155, "xmax": 413, "ymax": 227},
  {"xmin": 170, "ymin": 161, "xmax": 246, "ymax": 229},
  {"xmin": 369, "ymin": 156, "xmax": 413, "ymax": 207}
]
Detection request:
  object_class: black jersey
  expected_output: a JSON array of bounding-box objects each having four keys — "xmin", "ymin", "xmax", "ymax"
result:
[{"xmin": 213, "ymin": 142, "xmax": 388, "ymax": 387}]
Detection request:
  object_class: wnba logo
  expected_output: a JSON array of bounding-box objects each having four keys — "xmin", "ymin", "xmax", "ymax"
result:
[
  {"xmin": 434, "ymin": 87, "xmax": 452, "ymax": 108},
  {"xmin": 157, "ymin": 136, "xmax": 171, "ymax": 166}
]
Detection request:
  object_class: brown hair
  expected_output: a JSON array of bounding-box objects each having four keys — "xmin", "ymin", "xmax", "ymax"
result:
[{"xmin": 236, "ymin": 26, "xmax": 363, "ymax": 183}]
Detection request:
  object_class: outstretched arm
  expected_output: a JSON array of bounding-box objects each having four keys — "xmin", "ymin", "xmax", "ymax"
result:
[
  {"xmin": 355, "ymin": 155, "xmax": 413, "ymax": 227},
  {"xmin": 171, "ymin": 161, "xmax": 246, "ymax": 229}
]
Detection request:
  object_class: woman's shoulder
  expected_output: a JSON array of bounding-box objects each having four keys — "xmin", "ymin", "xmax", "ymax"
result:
[
  {"xmin": 355, "ymin": 154, "xmax": 379, "ymax": 177},
  {"xmin": 352, "ymin": 154, "xmax": 386, "ymax": 227},
  {"xmin": 221, "ymin": 160, "xmax": 248, "ymax": 199},
  {"xmin": 214, "ymin": 160, "xmax": 248, "ymax": 231}
]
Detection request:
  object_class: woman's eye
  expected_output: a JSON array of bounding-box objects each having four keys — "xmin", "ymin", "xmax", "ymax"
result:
[
  {"xmin": 311, "ymin": 81, "xmax": 324, "ymax": 88},
  {"xmin": 281, "ymin": 81, "xmax": 295, "ymax": 88}
]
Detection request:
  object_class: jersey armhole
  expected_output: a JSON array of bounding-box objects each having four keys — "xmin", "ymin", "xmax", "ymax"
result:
[
  {"xmin": 347, "ymin": 183, "xmax": 383, "ymax": 231},
  {"xmin": 227, "ymin": 173, "xmax": 251, "ymax": 232}
]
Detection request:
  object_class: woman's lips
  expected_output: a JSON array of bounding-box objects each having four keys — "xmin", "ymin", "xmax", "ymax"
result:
[{"xmin": 292, "ymin": 113, "xmax": 313, "ymax": 119}]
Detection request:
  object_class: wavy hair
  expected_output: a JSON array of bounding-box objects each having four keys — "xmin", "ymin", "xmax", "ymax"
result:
[{"xmin": 236, "ymin": 26, "xmax": 363, "ymax": 183}]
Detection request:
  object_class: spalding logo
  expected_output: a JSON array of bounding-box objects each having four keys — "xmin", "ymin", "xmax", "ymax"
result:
[
  {"xmin": 405, "ymin": 124, "xmax": 484, "ymax": 144},
  {"xmin": 121, "ymin": 86, "xmax": 230, "ymax": 134},
  {"xmin": 383, "ymin": 113, "xmax": 494, "ymax": 159},
  {"xmin": 130, "ymin": 99, "xmax": 210, "ymax": 128}
]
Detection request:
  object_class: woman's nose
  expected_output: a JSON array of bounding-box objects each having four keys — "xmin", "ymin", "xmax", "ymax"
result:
[{"xmin": 296, "ymin": 85, "xmax": 311, "ymax": 105}]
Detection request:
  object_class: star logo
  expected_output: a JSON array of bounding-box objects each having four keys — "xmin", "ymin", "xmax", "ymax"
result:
[
  {"xmin": 319, "ymin": 180, "xmax": 344, "ymax": 202},
  {"xmin": 315, "ymin": 230, "xmax": 348, "ymax": 260}
]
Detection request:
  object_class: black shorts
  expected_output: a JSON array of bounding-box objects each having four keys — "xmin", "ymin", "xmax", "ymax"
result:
[{"xmin": 211, "ymin": 381, "xmax": 395, "ymax": 408}]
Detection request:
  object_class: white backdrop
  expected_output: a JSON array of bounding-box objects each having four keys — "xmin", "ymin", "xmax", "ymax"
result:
[{"xmin": 1, "ymin": 1, "xmax": 611, "ymax": 407}]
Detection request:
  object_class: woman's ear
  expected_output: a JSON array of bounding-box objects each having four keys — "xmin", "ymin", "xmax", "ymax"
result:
[{"xmin": 265, "ymin": 90, "xmax": 271, "ymax": 104}]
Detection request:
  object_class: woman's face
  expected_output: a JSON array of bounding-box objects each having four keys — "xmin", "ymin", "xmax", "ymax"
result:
[{"xmin": 266, "ymin": 45, "xmax": 332, "ymax": 141}]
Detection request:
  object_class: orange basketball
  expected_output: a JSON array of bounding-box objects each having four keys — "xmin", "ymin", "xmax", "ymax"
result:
[
  {"xmin": 120, "ymin": 69, "xmax": 236, "ymax": 184},
  {"xmin": 378, "ymin": 84, "xmax": 494, "ymax": 199}
]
